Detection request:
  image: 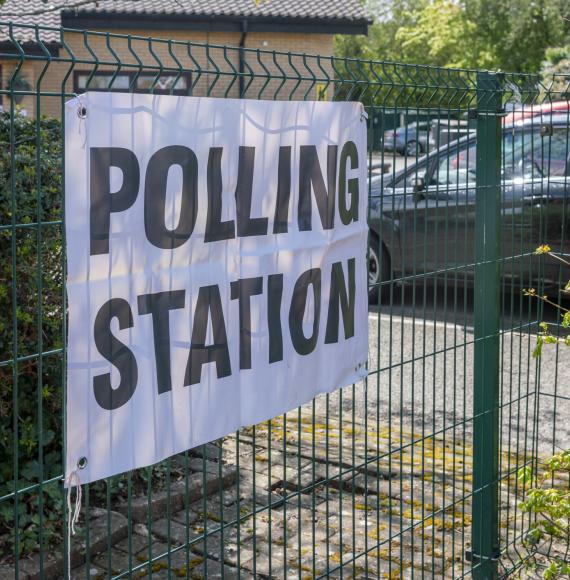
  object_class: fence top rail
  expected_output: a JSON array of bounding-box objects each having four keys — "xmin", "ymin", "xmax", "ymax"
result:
[{"xmin": 0, "ymin": 20, "xmax": 567, "ymax": 104}]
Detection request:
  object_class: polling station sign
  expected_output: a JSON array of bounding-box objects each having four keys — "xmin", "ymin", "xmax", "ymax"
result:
[{"xmin": 65, "ymin": 92, "xmax": 368, "ymax": 486}]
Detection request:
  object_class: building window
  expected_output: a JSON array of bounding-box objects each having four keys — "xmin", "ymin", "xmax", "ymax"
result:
[
  {"xmin": 74, "ymin": 71, "xmax": 192, "ymax": 96},
  {"xmin": 75, "ymin": 72, "xmax": 130, "ymax": 92},
  {"xmin": 134, "ymin": 74, "xmax": 190, "ymax": 94}
]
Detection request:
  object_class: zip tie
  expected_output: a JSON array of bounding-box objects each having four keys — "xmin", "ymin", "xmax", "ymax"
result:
[{"xmin": 66, "ymin": 470, "xmax": 82, "ymax": 578}]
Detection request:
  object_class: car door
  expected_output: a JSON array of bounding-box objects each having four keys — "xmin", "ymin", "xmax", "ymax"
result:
[
  {"xmin": 381, "ymin": 159, "xmax": 437, "ymax": 278},
  {"xmin": 501, "ymin": 124, "xmax": 570, "ymax": 289},
  {"xmin": 396, "ymin": 140, "xmax": 477, "ymax": 282},
  {"xmin": 395, "ymin": 123, "xmax": 570, "ymax": 289}
]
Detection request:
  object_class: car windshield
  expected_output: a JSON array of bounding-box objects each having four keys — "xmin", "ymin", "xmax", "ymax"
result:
[{"xmin": 434, "ymin": 127, "xmax": 569, "ymax": 185}]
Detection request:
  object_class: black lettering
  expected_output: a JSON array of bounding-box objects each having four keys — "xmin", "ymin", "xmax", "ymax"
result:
[
  {"xmin": 90, "ymin": 147, "xmax": 140, "ymax": 255},
  {"xmin": 273, "ymin": 146, "xmax": 291, "ymax": 234},
  {"xmin": 298, "ymin": 145, "xmax": 337, "ymax": 231},
  {"xmin": 93, "ymin": 298, "xmax": 138, "ymax": 410},
  {"xmin": 184, "ymin": 285, "xmax": 231, "ymax": 385},
  {"xmin": 268, "ymin": 273, "xmax": 284, "ymax": 363},
  {"xmin": 144, "ymin": 146, "xmax": 199, "ymax": 249},
  {"xmin": 338, "ymin": 141, "xmax": 359, "ymax": 225},
  {"xmin": 204, "ymin": 148, "xmax": 235, "ymax": 242},
  {"xmin": 236, "ymin": 147, "xmax": 268, "ymax": 237},
  {"xmin": 325, "ymin": 259, "xmax": 356, "ymax": 343},
  {"xmin": 289, "ymin": 268, "xmax": 321, "ymax": 355},
  {"xmin": 137, "ymin": 290, "xmax": 185, "ymax": 394},
  {"xmin": 230, "ymin": 277, "xmax": 263, "ymax": 369}
]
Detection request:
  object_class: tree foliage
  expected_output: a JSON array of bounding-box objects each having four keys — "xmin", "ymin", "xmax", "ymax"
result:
[
  {"xmin": 541, "ymin": 45, "xmax": 570, "ymax": 94},
  {"xmin": 395, "ymin": 0, "xmax": 496, "ymax": 69},
  {"xmin": 337, "ymin": 0, "xmax": 570, "ymax": 73}
]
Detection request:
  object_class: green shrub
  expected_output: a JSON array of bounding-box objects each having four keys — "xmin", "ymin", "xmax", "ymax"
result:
[
  {"xmin": 518, "ymin": 450, "xmax": 570, "ymax": 579},
  {"xmin": 519, "ymin": 246, "xmax": 570, "ymax": 578},
  {"xmin": 0, "ymin": 114, "xmax": 191, "ymax": 560},
  {"xmin": 0, "ymin": 112, "xmax": 64, "ymax": 558}
]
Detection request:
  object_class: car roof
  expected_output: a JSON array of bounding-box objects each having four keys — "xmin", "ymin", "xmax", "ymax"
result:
[
  {"xmin": 374, "ymin": 113, "xmax": 570, "ymax": 188},
  {"xmin": 503, "ymin": 100, "xmax": 570, "ymax": 125},
  {"xmin": 511, "ymin": 112, "xmax": 570, "ymax": 129}
]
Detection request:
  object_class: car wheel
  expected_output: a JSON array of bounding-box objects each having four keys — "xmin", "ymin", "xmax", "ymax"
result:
[
  {"xmin": 405, "ymin": 140, "xmax": 418, "ymax": 156},
  {"xmin": 368, "ymin": 236, "xmax": 390, "ymax": 304}
]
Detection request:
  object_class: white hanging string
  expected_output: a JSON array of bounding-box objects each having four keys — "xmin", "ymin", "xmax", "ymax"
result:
[{"xmin": 66, "ymin": 471, "xmax": 82, "ymax": 579}]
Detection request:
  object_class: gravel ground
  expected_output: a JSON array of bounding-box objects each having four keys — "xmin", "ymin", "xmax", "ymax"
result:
[
  {"xmin": 314, "ymin": 309, "xmax": 570, "ymax": 457},
  {"xmin": 365, "ymin": 153, "xmax": 569, "ymax": 454}
]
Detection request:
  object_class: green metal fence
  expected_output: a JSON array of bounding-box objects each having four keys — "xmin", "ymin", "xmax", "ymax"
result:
[{"xmin": 1, "ymin": 21, "xmax": 569, "ymax": 579}]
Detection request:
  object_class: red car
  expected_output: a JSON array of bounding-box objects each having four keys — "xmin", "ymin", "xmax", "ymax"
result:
[{"xmin": 504, "ymin": 100, "xmax": 570, "ymax": 125}]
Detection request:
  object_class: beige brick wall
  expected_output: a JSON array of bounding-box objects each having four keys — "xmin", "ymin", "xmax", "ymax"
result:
[{"xmin": 1, "ymin": 28, "xmax": 335, "ymax": 119}]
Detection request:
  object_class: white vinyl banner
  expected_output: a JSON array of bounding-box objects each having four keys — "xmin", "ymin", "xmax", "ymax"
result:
[{"xmin": 65, "ymin": 92, "xmax": 368, "ymax": 486}]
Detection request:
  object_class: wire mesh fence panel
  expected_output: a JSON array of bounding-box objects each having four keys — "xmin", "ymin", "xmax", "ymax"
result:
[{"xmin": 0, "ymin": 21, "xmax": 569, "ymax": 580}]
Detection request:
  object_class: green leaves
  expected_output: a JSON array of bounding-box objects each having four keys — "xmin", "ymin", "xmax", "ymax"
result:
[
  {"xmin": 517, "ymin": 464, "xmax": 533, "ymax": 484},
  {"xmin": 533, "ymin": 325, "xmax": 559, "ymax": 358},
  {"xmin": 0, "ymin": 113, "xmax": 64, "ymax": 558},
  {"xmin": 519, "ymin": 449, "xmax": 570, "ymax": 577},
  {"xmin": 394, "ymin": 0, "xmax": 497, "ymax": 69},
  {"xmin": 535, "ymin": 244, "xmax": 552, "ymax": 255},
  {"xmin": 338, "ymin": 0, "xmax": 568, "ymax": 74},
  {"xmin": 527, "ymin": 248, "xmax": 570, "ymax": 358},
  {"xmin": 521, "ymin": 246, "xmax": 570, "ymax": 575},
  {"xmin": 544, "ymin": 560, "xmax": 570, "ymax": 580}
]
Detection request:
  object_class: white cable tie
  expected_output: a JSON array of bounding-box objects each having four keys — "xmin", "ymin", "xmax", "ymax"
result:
[{"xmin": 65, "ymin": 470, "xmax": 82, "ymax": 579}]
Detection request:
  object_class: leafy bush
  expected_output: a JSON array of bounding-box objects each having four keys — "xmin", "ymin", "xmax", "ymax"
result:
[
  {"xmin": 0, "ymin": 112, "xmax": 65, "ymax": 559},
  {"xmin": 518, "ymin": 246, "xmax": 570, "ymax": 578},
  {"xmin": 518, "ymin": 450, "xmax": 570, "ymax": 579},
  {"xmin": 541, "ymin": 45, "xmax": 570, "ymax": 95},
  {"xmin": 0, "ymin": 114, "xmax": 193, "ymax": 561}
]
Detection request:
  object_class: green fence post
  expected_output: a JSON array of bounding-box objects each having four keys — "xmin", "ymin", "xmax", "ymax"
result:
[{"xmin": 471, "ymin": 71, "xmax": 502, "ymax": 579}]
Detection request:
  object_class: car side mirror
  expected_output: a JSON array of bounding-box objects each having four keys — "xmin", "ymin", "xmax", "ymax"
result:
[{"xmin": 411, "ymin": 176, "xmax": 425, "ymax": 193}]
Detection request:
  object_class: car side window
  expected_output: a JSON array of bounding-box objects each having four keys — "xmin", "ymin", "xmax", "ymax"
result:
[
  {"xmin": 392, "ymin": 164, "xmax": 428, "ymax": 188},
  {"xmin": 428, "ymin": 126, "xmax": 570, "ymax": 186},
  {"xmin": 433, "ymin": 144, "xmax": 477, "ymax": 185},
  {"xmin": 506, "ymin": 128, "xmax": 569, "ymax": 178}
]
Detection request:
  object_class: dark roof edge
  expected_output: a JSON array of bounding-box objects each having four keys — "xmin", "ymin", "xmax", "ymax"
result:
[{"xmin": 61, "ymin": 12, "xmax": 370, "ymax": 35}]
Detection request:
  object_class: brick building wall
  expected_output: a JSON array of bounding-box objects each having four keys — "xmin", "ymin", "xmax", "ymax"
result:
[{"xmin": 0, "ymin": 29, "xmax": 335, "ymax": 118}]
